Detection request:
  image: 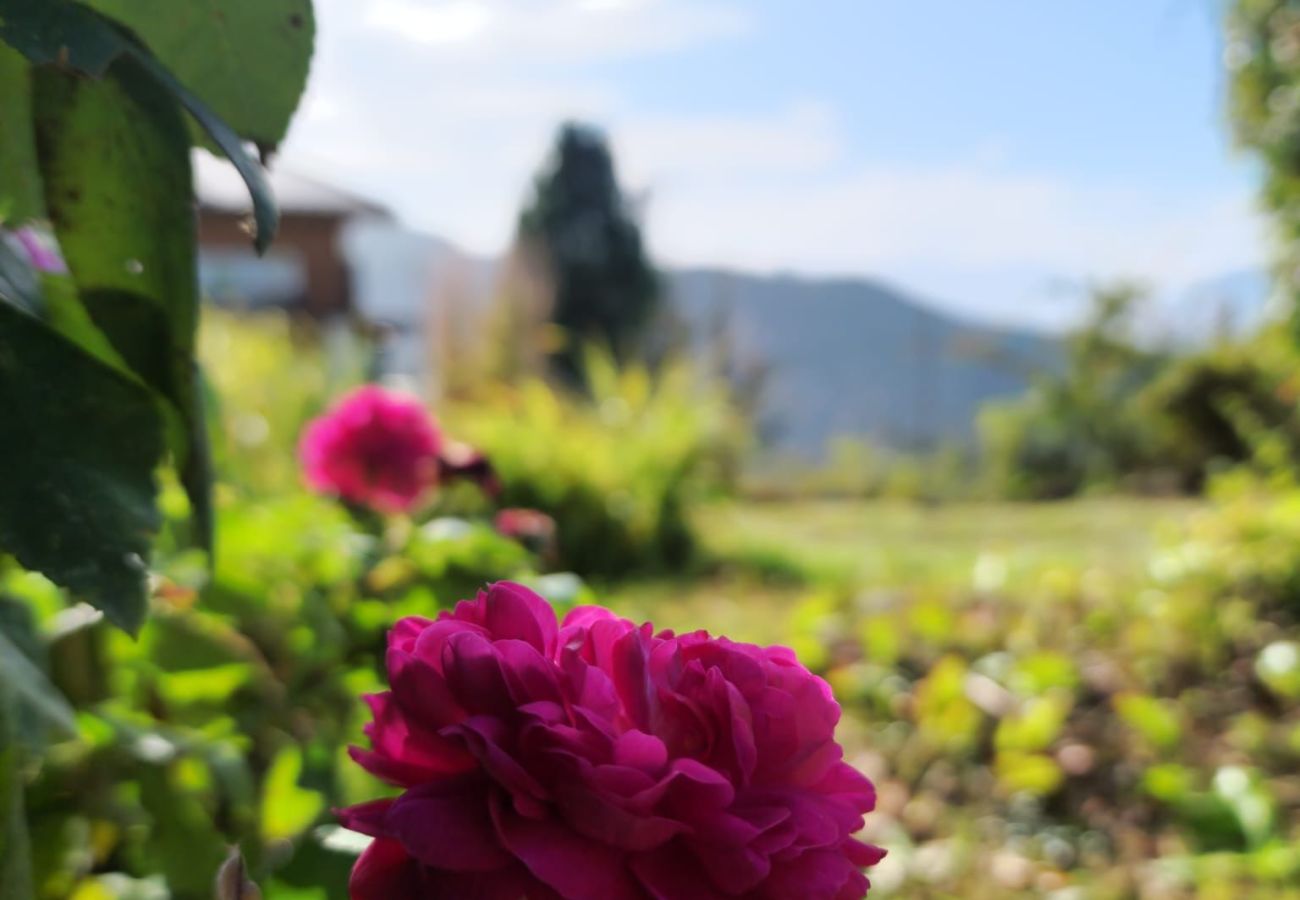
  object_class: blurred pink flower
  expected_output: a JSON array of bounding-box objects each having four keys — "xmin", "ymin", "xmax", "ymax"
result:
[
  {"xmin": 339, "ymin": 582, "xmax": 884, "ymax": 899},
  {"xmin": 494, "ymin": 507, "xmax": 557, "ymax": 554},
  {"xmin": 439, "ymin": 438, "xmax": 502, "ymax": 497},
  {"xmin": 299, "ymin": 386, "xmax": 441, "ymax": 514},
  {"xmin": 13, "ymin": 225, "xmax": 66, "ymax": 274}
]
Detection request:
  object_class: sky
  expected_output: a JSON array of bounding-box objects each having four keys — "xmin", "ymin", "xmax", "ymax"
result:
[{"xmin": 280, "ymin": 0, "xmax": 1268, "ymax": 331}]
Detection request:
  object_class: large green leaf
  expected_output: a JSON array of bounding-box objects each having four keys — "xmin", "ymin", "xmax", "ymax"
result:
[
  {"xmin": 0, "ymin": 0, "xmax": 280, "ymax": 251},
  {"xmin": 82, "ymin": 0, "xmax": 314, "ymax": 152},
  {"xmin": 0, "ymin": 44, "xmax": 43, "ymax": 222},
  {"xmin": 35, "ymin": 62, "xmax": 197, "ymax": 348},
  {"xmin": 0, "ymin": 692, "xmax": 34, "ymax": 900},
  {"xmin": 0, "ymin": 0, "xmax": 126, "ymax": 76},
  {"xmin": 0, "ymin": 302, "xmax": 164, "ymax": 633},
  {"xmin": 261, "ymin": 745, "xmax": 326, "ymax": 842},
  {"xmin": 0, "ymin": 622, "xmax": 78, "ymax": 744},
  {"xmin": 34, "ymin": 59, "xmax": 213, "ymax": 548}
]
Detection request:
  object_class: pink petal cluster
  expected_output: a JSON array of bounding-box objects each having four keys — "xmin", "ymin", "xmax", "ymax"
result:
[
  {"xmin": 339, "ymin": 582, "xmax": 883, "ymax": 899},
  {"xmin": 299, "ymin": 386, "xmax": 441, "ymax": 513}
]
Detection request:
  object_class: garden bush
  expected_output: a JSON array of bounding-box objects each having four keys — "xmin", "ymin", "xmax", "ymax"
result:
[{"xmin": 449, "ymin": 349, "xmax": 748, "ymax": 578}]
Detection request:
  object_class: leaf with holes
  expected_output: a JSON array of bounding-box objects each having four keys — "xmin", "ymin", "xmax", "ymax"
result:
[{"xmin": 81, "ymin": 0, "xmax": 315, "ymax": 152}]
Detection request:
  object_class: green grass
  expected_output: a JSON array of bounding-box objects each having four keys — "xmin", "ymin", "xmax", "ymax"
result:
[
  {"xmin": 606, "ymin": 496, "xmax": 1200, "ymax": 643},
  {"xmin": 702, "ymin": 495, "xmax": 1199, "ymax": 583}
]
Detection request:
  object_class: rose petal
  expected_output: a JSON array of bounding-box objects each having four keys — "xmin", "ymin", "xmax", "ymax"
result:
[
  {"xmin": 483, "ymin": 582, "xmax": 559, "ymax": 656},
  {"xmin": 386, "ymin": 780, "xmax": 513, "ymax": 872},
  {"xmin": 491, "ymin": 794, "xmax": 643, "ymax": 900}
]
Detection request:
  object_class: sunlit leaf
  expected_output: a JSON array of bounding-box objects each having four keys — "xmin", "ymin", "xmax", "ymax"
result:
[
  {"xmin": 1115, "ymin": 693, "xmax": 1183, "ymax": 754},
  {"xmin": 995, "ymin": 750, "xmax": 1064, "ymax": 796},
  {"xmin": 81, "ymin": 0, "xmax": 314, "ymax": 152},
  {"xmin": 261, "ymin": 745, "xmax": 325, "ymax": 842},
  {"xmin": 0, "ymin": 44, "xmax": 43, "ymax": 222}
]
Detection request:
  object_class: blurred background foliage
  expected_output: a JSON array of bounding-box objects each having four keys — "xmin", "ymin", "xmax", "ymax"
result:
[{"xmin": 9, "ymin": 298, "xmax": 1300, "ymax": 896}]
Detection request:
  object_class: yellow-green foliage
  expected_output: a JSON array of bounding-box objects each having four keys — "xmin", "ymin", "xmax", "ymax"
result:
[
  {"xmin": 797, "ymin": 481, "xmax": 1300, "ymax": 896},
  {"xmin": 449, "ymin": 349, "xmax": 748, "ymax": 577}
]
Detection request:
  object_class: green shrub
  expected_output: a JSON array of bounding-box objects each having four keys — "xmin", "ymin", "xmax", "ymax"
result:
[
  {"xmin": 1141, "ymin": 325, "xmax": 1300, "ymax": 489},
  {"xmin": 450, "ymin": 349, "xmax": 748, "ymax": 578}
]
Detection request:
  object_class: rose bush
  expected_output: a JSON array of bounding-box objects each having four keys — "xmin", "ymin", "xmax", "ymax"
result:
[{"xmin": 339, "ymin": 581, "xmax": 883, "ymax": 899}]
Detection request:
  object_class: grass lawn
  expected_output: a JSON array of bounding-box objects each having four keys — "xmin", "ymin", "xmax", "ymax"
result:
[{"xmin": 607, "ymin": 496, "xmax": 1201, "ymax": 642}]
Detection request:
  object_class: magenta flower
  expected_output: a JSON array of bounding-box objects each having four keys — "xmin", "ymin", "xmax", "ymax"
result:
[
  {"xmin": 338, "ymin": 582, "xmax": 884, "ymax": 899},
  {"xmin": 299, "ymin": 386, "xmax": 441, "ymax": 514}
]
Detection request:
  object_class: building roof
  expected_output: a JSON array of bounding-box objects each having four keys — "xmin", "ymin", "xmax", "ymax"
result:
[{"xmin": 194, "ymin": 151, "xmax": 391, "ymax": 219}]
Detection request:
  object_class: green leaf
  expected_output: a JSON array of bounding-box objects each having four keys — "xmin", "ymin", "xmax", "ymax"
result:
[
  {"xmin": 994, "ymin": 694, "xmax": 1072, "ymax": 754},
  {"xmin": 0, "ymin": 302, "xmax": 164, "ymax": 633},
  {"xmin": 81, "ymin": 0, "xmax": 314, "ymax": 152},
  {"xmin": 0, "ymin": 0, "xmax": 127, "ymax": 77},
  {"xmin": 36, "ymin": 271, "xmax": 134, "ymax": 375},
  {"xmin": 0, "ymin": 0, "xmax": 279, "ymax": 252},
  {"xmin": 33, "ymin": 59, "xmax": 215, "ymax": 548},
  {"xmin": 0, "ymin": 43, "xmax": 43, "ymax": 222},
  {"xmin": 0, "ymin": 624, "xmax": 77, "ymax": 742},
  {"xmin": 995, "ymin": 750, "xmax": 1065, "ymax": 797},
  {"xmin": 1116, "ymin": 692, "xmax": 1183, "ymax": 754},
  {"xmin": 261, "ymin": 745, "xmax": 325, "ymax": 842},
  {"xmin": 0, "ymin": 694, "xmax": 33, "ymax": 900},
  {"xmin": 137, "ymin": 765, "xmax": 229, "ymax": 894}
]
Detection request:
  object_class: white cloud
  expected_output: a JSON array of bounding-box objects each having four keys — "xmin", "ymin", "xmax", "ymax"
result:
[
  {"xmin": 614, "ymin": 102, "xmax": 844, "ymax": 182},
  {"xmin": 330, "ymin": 0, "xmax": 750, "ymax": 64},
  {"xmin": 643, "ymin": 159, "xmax": 1264, "ymax": 277},
  {"xmin": 364, "ymin": 0, "xmax": 495, "ymax": 45}
]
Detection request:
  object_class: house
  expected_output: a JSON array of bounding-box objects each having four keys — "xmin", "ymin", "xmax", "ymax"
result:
[{"xmin": 195, "ymin": 152, "xmax": 391, "ymax": 318}]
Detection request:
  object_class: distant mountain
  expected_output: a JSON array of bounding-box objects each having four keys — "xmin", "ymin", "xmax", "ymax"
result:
[{"xmin": 667, "ymin": 269, "xmax": 1061, "ymax": 457}]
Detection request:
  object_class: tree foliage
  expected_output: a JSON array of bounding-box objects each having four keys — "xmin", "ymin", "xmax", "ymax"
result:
[
  {"xmin": 1229, "ymin": 0, "xmax": 1300, "ymax": 332},
  {"xmin": 979, "ymin": 285, "xmax": 1169, "ymax": 498},
  {"xmin": 517, "ymin": 121, "xmax": 661, "ymax": 385}
]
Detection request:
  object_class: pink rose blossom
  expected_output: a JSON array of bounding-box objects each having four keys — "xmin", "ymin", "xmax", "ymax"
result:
[
  {"xmin": 299, "ymin": 386, "xmax": 441, "ymax": 514},
  {"xmin": 338, "ymin": 582, "xmax": 884, "ymax": 899}
]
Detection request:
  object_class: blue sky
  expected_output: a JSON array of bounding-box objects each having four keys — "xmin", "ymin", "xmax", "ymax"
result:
[{"xmin": 281, "ymin": 0, "xmax": 1266, "ymax": 330}]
